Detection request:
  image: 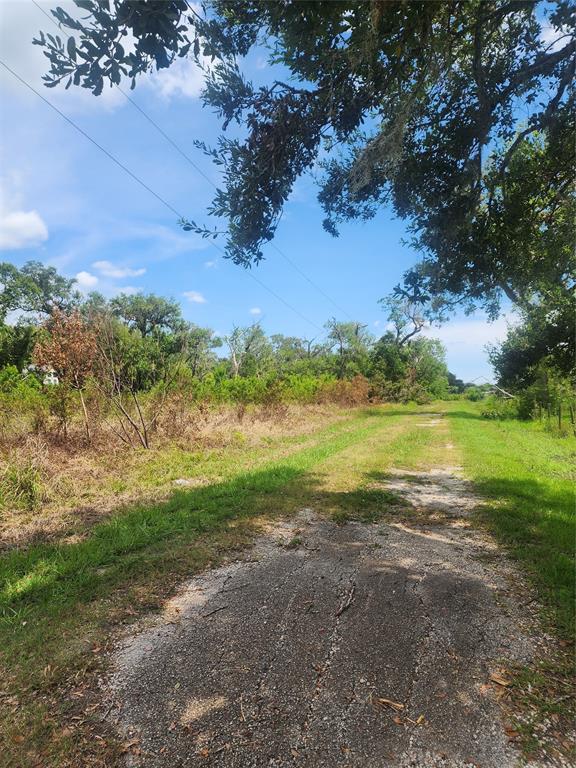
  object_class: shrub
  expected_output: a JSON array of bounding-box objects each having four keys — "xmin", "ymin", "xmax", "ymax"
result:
[
  {"xmin": 464, "ymin": 386, "xmax": 485, "ymax": 401},
  {"xmin": 480, "ymin": 397, "xmax": 519, "ymax": 420}
]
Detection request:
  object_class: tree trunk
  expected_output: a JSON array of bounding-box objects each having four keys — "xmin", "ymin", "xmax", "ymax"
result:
[{"xmin": 78, "ymin": 388, "xmax": 91, "ymax": 443}]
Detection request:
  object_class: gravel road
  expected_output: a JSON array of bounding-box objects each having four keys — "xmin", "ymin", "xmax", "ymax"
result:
[{"xmin": 104, "ymin": 465, "xmax": 540, "ymax": 767}]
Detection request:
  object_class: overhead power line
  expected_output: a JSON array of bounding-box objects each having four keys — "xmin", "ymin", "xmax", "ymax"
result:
[
  {"xmin": 31, "ymin": 0, "xmax": 353, "ymax": 323},
  {"xmin": 0, "ymin": 60, "xmax": 185, "ymax": 220},
  {"xmin": 0, "ymin": 58, "xmax": 323, "ymax": 332}
]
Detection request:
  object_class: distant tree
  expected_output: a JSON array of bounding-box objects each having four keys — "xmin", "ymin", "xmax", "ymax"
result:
[
  {"xmin": 180, "ymin": 324, "xmax": 221, "ymax": 378},
  {"xmin": 371, "ymin": 333, "xmax": 449, "ymax": 402},
  {"xmin": 80, "ymin": 290, "xmax": 109, "ymax": 319},
  {"xmin": 0, "ymin": 323, "xmax": 38, "ymax": 370},
  {"xmin": 448, "ymin": 372, "xmax": 465, "ymax": 394},
  {"xmin": 224, "ymin": 324, "xmax": 272, "ymax": 378},
  {"xmin": 0, "ymin": 261, "xmax": 79, "ymax": 321},
  {"xmin": 33, "ymin": 309, "xmax": 97, "ymax": 440},
  {"xmin": 110, "ymin": 293, "xmax": 184, "ymax": 337},
  {"xmin": 325, "ymin": 320, "xmax": 373, "ymax": 379},
  {"xmin": 380, "ymin": 295, "xmax": 449, "ymax": 347}
]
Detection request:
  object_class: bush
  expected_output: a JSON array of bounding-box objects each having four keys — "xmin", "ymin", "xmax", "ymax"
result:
[
  {"xmin": 480, "ymin": 396, "xmax": 519, "ymax": 420},
  {"xmin": 0, "ymin": 367, "xmax": 47, "ymax": 444},
  {"xmin": 464, "ymin": 386, "xmax": 485, "ymax": 401},
  {"xmin": 321, "ymin": 375, "xmax": 371, "ymax": 406}
]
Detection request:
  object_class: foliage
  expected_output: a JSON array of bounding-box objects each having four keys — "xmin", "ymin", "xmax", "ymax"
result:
[
  {"xmin": 109, "ymin": 292, "xmax": 185, "ymax": 337},
  {"xmin": 370, "ymin": 334, "xmax": 449, "ymax": 403},
  {"xmin": 0, "ymin": 260, "xmax": 461, "ymax": 447},
  {"xmin": 325, "ymin": 319, "xmax": 372, "ymax": 379},
  {"xmin": 0, "ymin": 323, "xmax": 38, "ymax": 370},
  {"xmin": 0, "ymin": 260, "xmax": 78, "ymax": 321},
  {"xmin": 33, "ymin": 309, "xmax": 96, "ymax": 389},
  {"xmin": 224, "ymin": 323, "xmax": 273, "ymax": 378},
  {"xmin": 35, "ymin": 1, "xmax": 575, "ymax": 328},
  {"xmin": 488, "ymin": 293, "xmax": 575, "ymax": 389},
  {"xmin": 33, "ymin": 309, "xmax": 97, "ymax": 440},
  {"xmin": 480, "ymin": 396, "xmax": 520, "ymax": 420},
  {"xmin": 464, "ymin": 386, "xmax": 485, "ymax": 402}
]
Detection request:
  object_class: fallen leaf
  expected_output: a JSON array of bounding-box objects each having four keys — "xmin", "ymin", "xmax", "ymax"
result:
[
  {"xmin": 490, "ymin": 673, "xmax": 512, "ymax": 687},
  {"xmin": 376, "ymin": 697, "xmax": 404, "ymax": 711},
  {"xmin": 121, "ymin": 738, "xmax": 140, "ymax": 753},
  {"xmin": 392, "ymin": 715, "xmax": 403, "ymax": 725}
]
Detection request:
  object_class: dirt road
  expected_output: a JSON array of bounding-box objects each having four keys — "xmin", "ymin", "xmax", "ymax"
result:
[{"xmin": 103, "ymin": 426, "xmax": 541, "ymax": 767}]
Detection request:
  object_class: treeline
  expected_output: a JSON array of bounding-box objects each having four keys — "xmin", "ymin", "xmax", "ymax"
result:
[{"xmin": 0, "ymin": 261, "xmax": 461, "ymax": 448}]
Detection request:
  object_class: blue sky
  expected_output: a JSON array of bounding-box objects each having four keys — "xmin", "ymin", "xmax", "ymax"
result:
[{"xmin": 0, "ymin": 0, "xmax": 521, "ymax": 381}]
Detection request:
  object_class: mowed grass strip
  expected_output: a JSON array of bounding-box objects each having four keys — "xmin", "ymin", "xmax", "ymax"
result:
[
  {"xmin": 294, "ymin": 410, "xmax": 452, "ymax": 523},
  {"xmin": 447, "ymin": 404, "xmax": 575, "ymax": 637}
]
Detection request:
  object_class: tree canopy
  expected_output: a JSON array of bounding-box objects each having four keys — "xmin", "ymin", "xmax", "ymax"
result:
[
  {"xmin": 0, "ymin": 260, "xmax": 79, "ymax": 321},
  {"xmin": 36, "ymin": 0, "xmax": 575, "ymax": 321}
]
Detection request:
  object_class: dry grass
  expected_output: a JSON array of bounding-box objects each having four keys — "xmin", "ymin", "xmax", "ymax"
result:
[{"xmin": 0, "ymin": 403, "xmax": 353, "ymax": 549}]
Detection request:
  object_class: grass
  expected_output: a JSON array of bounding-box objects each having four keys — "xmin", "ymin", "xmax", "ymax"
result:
[
  {"xmin": 1, "ymin": 400, "xmax": 574, "ymax": 766},
  {"xmin": 0, "ymin": 408, "xmax": 436, "ymax": 768},
  {"xmin": 1, "ymin": 405, "xmax": 433, "ymax": 767},
  {"xmin": 446, "ymin": 401, "xmax": 575, "ymax": 638},
  {"xmin": 0, "ymin": 404, "xmax": 351, "ymax": 544}
]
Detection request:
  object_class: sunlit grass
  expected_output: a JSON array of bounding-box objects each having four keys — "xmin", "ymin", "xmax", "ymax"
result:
[{"xmin": 447, "ymin": 403, "xmax": 575, "ymax": 636}]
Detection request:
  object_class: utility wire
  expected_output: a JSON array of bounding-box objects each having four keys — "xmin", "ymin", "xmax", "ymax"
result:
[
  {"xmin": 31, "ymin": 0, "xmax": 353, "ymax": 322},
  {"xmin": 0, "ymin": 60, "xmax": 185, "ymax": 220},
  {"xmin": 0, "ymin": 57, "xmax": 323, "ymax": 332}
]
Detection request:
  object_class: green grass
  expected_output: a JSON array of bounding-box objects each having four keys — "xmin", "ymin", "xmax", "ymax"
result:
[
  {"xmin": 447, "ymin": 402, "xmax": 575, "ymax": 637},
  {"xmin": 2, "ymin": 401, "xmax": 574, "ymax": 766}
]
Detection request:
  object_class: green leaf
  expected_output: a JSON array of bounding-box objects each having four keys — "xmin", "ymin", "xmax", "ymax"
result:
[{"xmin": 67, "ymin": 36, "xmax": 77, "ymax": 61}]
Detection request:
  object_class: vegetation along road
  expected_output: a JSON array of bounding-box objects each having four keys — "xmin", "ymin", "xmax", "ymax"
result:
[{"xmin": 1, "ymin": 402, "xmax": 573, "ymax": 767}]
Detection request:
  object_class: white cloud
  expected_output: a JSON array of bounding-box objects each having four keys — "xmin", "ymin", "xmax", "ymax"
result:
[
  {"xmin": 92, "ymin": 260, "xmax": 146, "ymax": 278},
  {"xmin": 422, "ymin": 312, "xmax": 519, "ymax": 381},
  {"xmin": 146, "ymin": 56, "xmax": 206, "ymax": 100},
  {"xmin": 540, "ymin": 25, "xmax": 572, "ymax": 53},
  {"xmin": 183, "ymin": 290, "xmax": 207, "ymax": 304},
  {"xmin": 0, "ymin": 209, "xmax": 48, "ymax": 250},
  {"xmin": 249, "ymin": 307, "xmax": 262, "ymax": 316},
  {"xmin": 204, "ymin": 260, "xmax": 216, "ymax": 268},
  {"xmin": 422, "ymin": 314, "xmax": 516, "ymax": 348},
  {"xmin": 0, "ymin": 176, "xmax": 49, "ymax": 250},
  {"xmin": 373, "ymin": 320, "xmax": 381, "ymax": 327},
  {"xmin": 110, "ymin": 285, "xmax": 139, "ymax": 297},
  {"xmin": 75, "ymin": 270, "xmax": 98, "ymax": 289}
]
